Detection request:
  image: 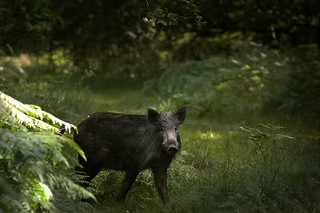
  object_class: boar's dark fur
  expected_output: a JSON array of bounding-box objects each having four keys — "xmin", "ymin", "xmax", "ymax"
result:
[{"xmin": 74, "ymin": 107, "xmax": 186, "ymax": 206}]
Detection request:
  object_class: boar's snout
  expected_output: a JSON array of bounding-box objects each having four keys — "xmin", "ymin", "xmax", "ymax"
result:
[
  {"xmin": 167, "ymin": 145, "xmax": 179, "ymax": 155},
  {"xmin": 163, "ymin": 133, "xmax": 180, "ymax": 155}
]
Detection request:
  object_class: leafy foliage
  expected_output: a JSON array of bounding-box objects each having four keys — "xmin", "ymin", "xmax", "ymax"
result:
[
  {"xmin": 144, "ymin": 43, "xmax": 271, "ymax": 115},
  {"xmin": 0, "ymin": 90, "xmax": 86, "ymax": 160},
  {"xmin": 2, "ymin": 0, "xmax": 318, "ymax": 73},
  {"xmin": 0, "ymin": 129, "xmax": 94, "ymax": 212},
  {"xmin": 145, "ymin": 0, "xmax": 202, "ymax": 26},
  {"xmin": 0, "ymin": 0, "xmax": 60, "ymax": 54},
  {"xmin": 144, "ymin": 42, "xmax": 320, "ymax": 120},
  {"xmin": 0, "ymin": 91, "xmax": 76, "ymax": 133},
  {"xmin": 0, "ymin": 91, "xmax": 94, "ymax": 212}
]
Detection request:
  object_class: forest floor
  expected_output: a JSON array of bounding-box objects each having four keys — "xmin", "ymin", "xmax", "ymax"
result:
[
  {"xmin": 58, "ymin": 78, "xmax": 319, "ymax": 213},
  {"xmin": 2, "ymin": 58, "xmax": 319, "ymax": 212}
]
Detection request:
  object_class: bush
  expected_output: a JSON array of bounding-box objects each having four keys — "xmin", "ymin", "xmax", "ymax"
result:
[
  {"xmin": 0, "ymin": 129, "xmax": 94, "ymax": 212},
  {"xmin": 144, "ymin": 42, "xmax": 277, "ymax": 116},
  {"xmin": 144, "ymin": 42, "xmax": 320, "ymax": 121},
  {"xmin": 265, "ymin": 44, "xmax": 320, "ymax": 121},
  {"xmin": 0, "ymin": 91, "xmax": 95, "ymax": 212}
]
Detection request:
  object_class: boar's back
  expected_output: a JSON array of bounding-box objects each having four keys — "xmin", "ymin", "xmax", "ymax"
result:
[{"xmin": 75, "ymin": 112, "xmax": 153, "ymax": 170}]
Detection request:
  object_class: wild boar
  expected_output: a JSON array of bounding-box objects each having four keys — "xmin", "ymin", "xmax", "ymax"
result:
[{"xmin": 74, "ymin": 107, "xmax": 186, "ymax": 206}]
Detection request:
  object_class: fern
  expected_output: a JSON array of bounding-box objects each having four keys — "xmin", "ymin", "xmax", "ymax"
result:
[
  {"xmin": 0, "ymin": 129, "xmax": 94, "ymax": 212},
  {"xmin": 0, "ymin": 91, "xmax": 77, "ymax": 133},
  {"xmin": 0, "ymin": 91, "xmax": 94, "ymax": 212},
  {"xmin": 0, "ymin": 91, "xmax": 86, "ymax": 160}
]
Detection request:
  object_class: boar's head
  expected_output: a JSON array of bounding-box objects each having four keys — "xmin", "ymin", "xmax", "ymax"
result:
[{"xmin": 147, "ymin": 107, "xmax": 186, "ymax": 156}]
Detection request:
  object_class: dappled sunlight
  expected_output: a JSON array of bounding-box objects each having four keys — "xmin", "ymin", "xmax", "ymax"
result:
[
  {"xmin": 39, "ymin": 182, "xmax": 53, "ymax": 201},
  {"xmin": 196, "ymin": 130, "xmax": 222, "ymax": 141}
]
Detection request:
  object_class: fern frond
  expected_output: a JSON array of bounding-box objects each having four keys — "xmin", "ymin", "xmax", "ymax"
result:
[
  {"xmin": 0, "ymin": 128, "xmax": 94, "ymax": 212},
  {"xmin": 0, "ymin": 91, "xmax": 77, "ymax": 133},
  {"xmin": 57, "ymin": 134, "xmax": 87, "ymax": 162}
]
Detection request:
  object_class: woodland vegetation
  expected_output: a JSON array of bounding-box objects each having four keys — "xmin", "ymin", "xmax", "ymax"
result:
[{"xmin": 0, "ymin": 0, "xmax": 319, "ymax": 212}]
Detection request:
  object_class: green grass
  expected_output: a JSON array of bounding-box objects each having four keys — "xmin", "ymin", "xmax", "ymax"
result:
[{"xmin": 43, "ymin": 77, "xmax": 319, "ymax": 213}]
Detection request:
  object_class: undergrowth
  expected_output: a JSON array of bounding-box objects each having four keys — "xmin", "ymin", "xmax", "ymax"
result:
[
  {"xmin": 0, "ymin": 43, "xmax": 319, "ymax": 212},
  {"xmin": 144, "ymin": 42, "xmax": 320, "ymax": 122},
  {"xmin": 0, "ymin": 91, "xmax": 95, "ymax": 212}
]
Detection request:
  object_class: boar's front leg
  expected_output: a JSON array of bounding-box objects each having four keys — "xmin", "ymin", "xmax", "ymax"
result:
[
  {"xmin": 116, "ymin": 171, "xmax": 139, "ymax": 202},
  {"xmin": 152, "ymin": 167, "xmax": 170, "ymax": 206}
]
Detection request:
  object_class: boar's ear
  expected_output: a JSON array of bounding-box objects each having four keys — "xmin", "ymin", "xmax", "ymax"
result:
[
  {"xmin": 173, "ymin": 106, "xmax": 186, "ymax": 124},
  {"xmin": 147, "ymin": 108, "xmax": 160, "ymax": 124}
]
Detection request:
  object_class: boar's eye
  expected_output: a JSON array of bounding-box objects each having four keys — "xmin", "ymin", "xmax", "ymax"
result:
[
  {"xmin": 159, "ymin": 127, "xmax": 164, "ymax": 132},
  {"xmin": 174, "ymin": 126, "xmax": 178, "ymax": 131}
]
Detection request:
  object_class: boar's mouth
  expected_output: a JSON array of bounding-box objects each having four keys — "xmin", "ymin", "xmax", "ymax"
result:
[{"xmin": 166, "ymin": 145, "xmax": 179, "ymax": 155}]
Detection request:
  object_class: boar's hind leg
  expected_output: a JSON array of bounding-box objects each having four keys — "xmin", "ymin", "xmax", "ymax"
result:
[
  {"xmin": 152, "ymin": 167, "xmax": 170, "ymax": 206},
  {"xmin": 76, "ymin": 154, "xmax": 102, "ymax": 188},
  {"xmin": 116, "ymin": 171, "xmax": 139, "ymax": 202}
]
